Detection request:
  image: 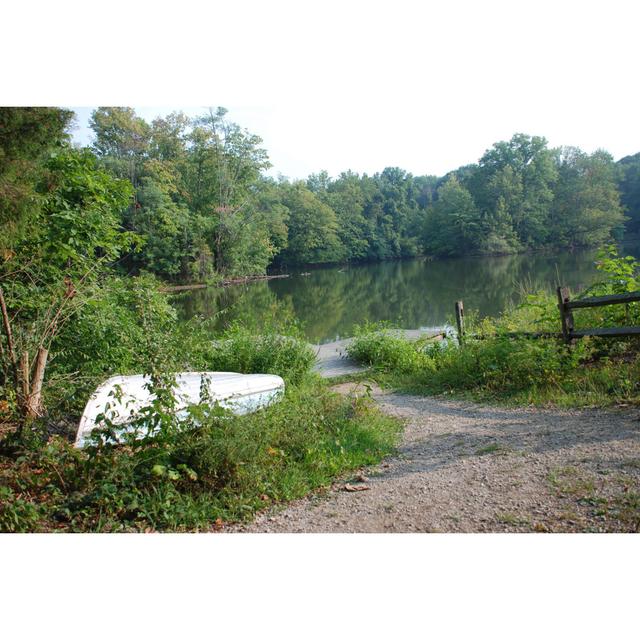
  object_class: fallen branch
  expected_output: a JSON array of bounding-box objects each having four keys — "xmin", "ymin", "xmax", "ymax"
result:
[{"xmin": 159, "ymin": 273, "xmax": 290, "ymax": 293}]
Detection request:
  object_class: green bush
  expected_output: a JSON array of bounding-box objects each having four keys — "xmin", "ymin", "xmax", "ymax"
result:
[
  {"xmin": 53, "ymin": 275, "xmax": 179, "ymax": 374},
  {"xmin": 416, "ymin": 336, "xmax": 583, "ymax": 395},
  {"xmin": 347, "ymin": 324, "xmax": 430, "ymax": 374},
  {"xmin": 207, "ymin": 325, "xmax": 316, "ymax": 385},
  {"xmin": 46, "ymin": 274, "xmax": 192, "ymax": 417},
  {"xmin": 347, "ymin": 299, "xmax": 640, "ymax": 407},
  {"xmin": 0, "ymin": 381, "xmax": 400, "ymax": 532}
]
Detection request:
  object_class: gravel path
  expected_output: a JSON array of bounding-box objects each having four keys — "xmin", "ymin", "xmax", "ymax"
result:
[{"xmin": 232, "ymin": 383, "xmax": 640, "ymax": 533}]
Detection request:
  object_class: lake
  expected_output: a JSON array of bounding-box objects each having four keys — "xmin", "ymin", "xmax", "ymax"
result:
[{"xmin": 172, "ymin": 249, "xmax": 604, "ymax": 344}]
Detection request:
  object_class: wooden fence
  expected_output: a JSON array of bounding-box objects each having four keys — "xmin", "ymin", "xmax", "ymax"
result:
[{"xmin": 455, "ymin": 287, "xmax": 640, "ymax": 345}]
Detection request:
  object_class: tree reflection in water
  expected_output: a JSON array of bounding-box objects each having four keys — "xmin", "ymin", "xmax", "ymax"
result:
[{"xmin": 172, "ymin": 250, "xmax": 601, "ymax": 344}]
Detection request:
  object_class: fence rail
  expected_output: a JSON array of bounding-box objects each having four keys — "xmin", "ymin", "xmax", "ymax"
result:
[
  {"xmin": 455, "ymin": 287, "xmax": 640, "ymax": 344},
  {"xmin": 564, "ymin": 291, "xmax": 640, "ymax": 310}
]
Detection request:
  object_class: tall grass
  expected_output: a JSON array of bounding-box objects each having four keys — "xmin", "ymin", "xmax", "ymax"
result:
[
  {"xmin": 348, "ymin": 321, "xmax": 640, "ymax": 407},
  {"xmin": 207, "ymin": 326, "xmax": 316, "ymax": 385},
  {"xmin": 0, "ymin": 380, "xmax": 400, "ymax": 532}
]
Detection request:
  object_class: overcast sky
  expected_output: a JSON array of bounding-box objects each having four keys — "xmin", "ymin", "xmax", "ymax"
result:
[{"xmin": 7, "ymin": 0, "xmax": 640, "ymax": 180}]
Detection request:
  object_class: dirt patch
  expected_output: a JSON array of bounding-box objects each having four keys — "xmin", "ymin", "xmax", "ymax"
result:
[{"xmin": 230, "ymin": 383, "xmax": 640, "ymax": 532}]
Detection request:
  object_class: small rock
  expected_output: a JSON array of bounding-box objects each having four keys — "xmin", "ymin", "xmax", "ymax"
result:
[{"xmin": 343, "ymin": 484, "xmax": 370, "ymax": 492}]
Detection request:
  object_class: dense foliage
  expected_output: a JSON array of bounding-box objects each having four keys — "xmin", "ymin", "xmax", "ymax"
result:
[
  {"xmin": 0, "ymin": 380, "xmax": 399, "ymax": 532},
  {"xmin": 0, "ymin": 107, "xmax": 74, "ymax": 249},
  {"xmin": 76, "ymin": 107, "xmax": 632, "ymax": 280},
  {"xmin": 618, "ymin": 152, "xmax": 640, "ymax": 235}
]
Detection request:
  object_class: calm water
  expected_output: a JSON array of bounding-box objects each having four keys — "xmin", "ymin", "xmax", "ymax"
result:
[{"xmin": 172, "ymin": 250, "xmax": 604, "ymax": 344}]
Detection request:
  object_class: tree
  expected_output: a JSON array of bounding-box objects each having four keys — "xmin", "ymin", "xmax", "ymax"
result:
[
  {"xmin": 481, "ymin": 196, "xmax": 521, "ymax": 254},
  {"xmin": 181, "ymin": 108, "xmax": 271, "ymax": 274},
  {"xmin": 78, "ymin": 110, "xmax": 636, "ymax": 272},
  {"xmin": 1, "ymin": 145, "xmax": 133, "ymax": 426},
  {"xmin": 0, "ymin": 107, "xmax": 73, "ymax": 250},
  {"xmin": 423, "ymin": 176, "xmax": 482, "ymax": 256},
  {"xmin": 617, "ymin": 152, "xmax": 640, "ymax": 234},
  {"xmin": 130, "ymin": 177, "xmax": 192, "ymax": 278},
  {"xmin": 327, "ymin": 171, "xmax": 370, "ymax": 261},
  {"xmin": 89, "ymin": 107, "xmax": 151, "ymax": 185},
  {"xmin": 277, "ymin": 182, "xmax": 344, "ymax": 265},
  {"xmin": 467, "ymin": 133, "xmax": 558, "ymax": 247},
  {"xmin": 551, "ymin": 148, "xmax": 625, "ymax": 247},
  {"xmin": 89, "ymin": 107, "xmax": 282, "ymax": 279},
  {"xmin": 149, "ymin": 111, "xmax": 190, "ymax": 162},
  {"xmin": 355, "ymin": 169, "xmax": 424, "ymax": 260}
]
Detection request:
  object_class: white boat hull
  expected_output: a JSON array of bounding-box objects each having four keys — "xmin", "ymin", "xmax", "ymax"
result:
[{"xmin": 75, "ymin": 372, "xmax": 285, "ymax": 448}]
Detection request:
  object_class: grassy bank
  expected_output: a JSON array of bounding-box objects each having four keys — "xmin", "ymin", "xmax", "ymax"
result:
[
  {"xmin": 348, "ymin": 327, "xmax": 640, "ymax": 407},
  {"xmin": 347, "ymin": 248, "xmax": 640, "ymax": 408},
  {"xmin": 0, "ymin": 286, "xmax": 400, "ymax": 532},
  {"xmin": 0, "ymin": 379, "xmax": 399, "ymax": 533}
]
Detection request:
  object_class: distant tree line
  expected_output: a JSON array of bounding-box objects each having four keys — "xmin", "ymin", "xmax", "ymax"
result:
[{"xmin": 2, "ymin": 107, "xmax": 637, "ymax": 284}]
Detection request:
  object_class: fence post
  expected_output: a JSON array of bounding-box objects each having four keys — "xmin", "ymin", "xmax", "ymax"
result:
[
  {"xmin": 455, "ymin": 300, "xmax": 465, "ymax": 345},
  {"xmin": 556, "ymin": 286, "xmax": 574, "ymax": 342}
]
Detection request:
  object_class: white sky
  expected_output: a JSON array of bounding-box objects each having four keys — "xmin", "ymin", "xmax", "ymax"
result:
[{"xmin": 4, "ymin": 0, "xmax": 640, "ymax": 180}]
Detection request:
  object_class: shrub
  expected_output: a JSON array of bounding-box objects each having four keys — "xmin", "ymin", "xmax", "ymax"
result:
[
  {"xmin": 346, "ymin": 323, "xmax": 434, "ymax": 374},
  {"xmin": 418, "ymin": 336, "xmax": 583, "ymax": 395},
  {"xmin": 46, "ymin": 274, "xmax": 190, "ymax": 417},
  {"xmin": 347, "ymin": 299, "xmax": 640, "ymax": 407},
  {"xmin": 0, "ymin": 381, "xmax": 400, "ymax": 532},
  {"xmin": 208, "ymin": 325, "xmax": 316, "ymax": 385}
]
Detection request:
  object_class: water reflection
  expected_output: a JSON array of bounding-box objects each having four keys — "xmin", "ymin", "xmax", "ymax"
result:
[{"xmin": 172, "ymin": 250, "xmax": 601, "ymax": 344}]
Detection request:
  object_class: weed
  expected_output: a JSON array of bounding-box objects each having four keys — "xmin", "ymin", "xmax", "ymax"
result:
[
  {"xmin": 547, "ymin": 466, "xmax": 640, "ymax": 532},
  {"xmin": 208, "ymin": 325, "xmax": 316, "ymax": 385},
  {"xmin": 0, "ymin": 380, "xmax": 400, "ymax": 532},
  {"xmin": 475, "ymin": 442, "xmax": 507, "ymax": 456},
  {"xmin": 496, "ymin": 512, "xmax": 531, "ymax": 527}
]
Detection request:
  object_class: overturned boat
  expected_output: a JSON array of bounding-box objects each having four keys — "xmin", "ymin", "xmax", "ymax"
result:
[{"xmin": 74, "ymin": 372, "xmax": 285, "ymax": 448}]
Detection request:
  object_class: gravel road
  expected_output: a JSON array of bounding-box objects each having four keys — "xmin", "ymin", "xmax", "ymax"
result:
[{"xmin": 231, "ymin": 383, "xmax": 640, "ymax": 533}]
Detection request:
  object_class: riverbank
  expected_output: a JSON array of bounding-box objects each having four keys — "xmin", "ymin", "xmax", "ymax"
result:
[
  {"xmin": 343, "ymin": 248, "xmax": 640, "ymax": 409},
  {"xmin": 347, "ymin": 321, "xmax": 640, "ymax": 409}
]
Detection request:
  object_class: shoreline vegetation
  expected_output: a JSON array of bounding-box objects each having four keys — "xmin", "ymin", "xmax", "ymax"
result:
[
  {"xmin": 346, "ymin": 246, "xmax": 640, "ymax": 409},
  {"xmin": 1, "ymin": 106, "xmax": 640, "ymax": 532}
]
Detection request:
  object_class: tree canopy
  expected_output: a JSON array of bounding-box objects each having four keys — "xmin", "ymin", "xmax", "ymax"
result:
[{"xmin": 1, "ymin": 108, "xmax": 631, "ymax": 285}]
